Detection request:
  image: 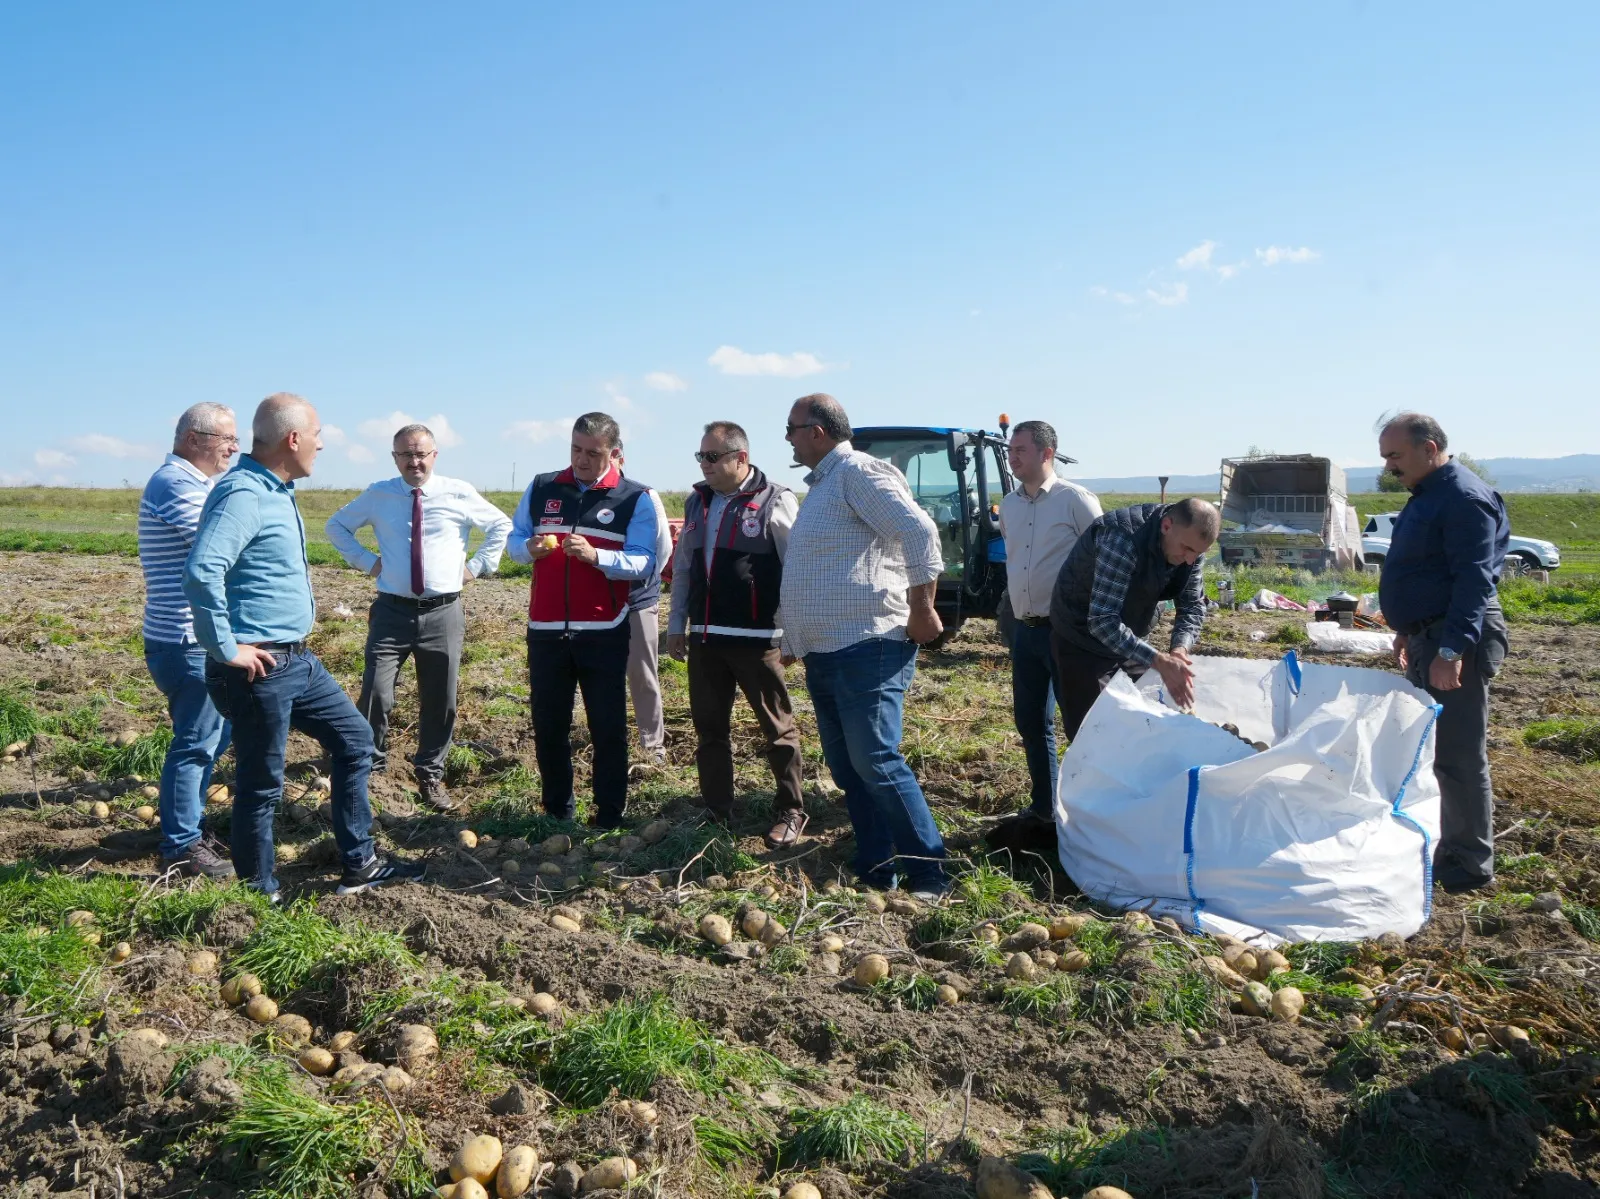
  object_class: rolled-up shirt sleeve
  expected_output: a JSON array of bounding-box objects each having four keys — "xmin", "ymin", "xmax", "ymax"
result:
[
  {"xmin": 840, "ymin": 463, "xmax": 943, "ymax": 584},
  {"xmin": 184, "ymin": 494, "xmax": 261, "ymax": 662},
  {"xmin": 593, "ymin": 493, "xmax": 657, "ymax": 582},
  {"xmin": 1085, "ymin": 528, "xmax": 1158, "ymax": 666},
  {"xmin": 506, "ymin": 482, "xmax": 538, "ymax": 565},
  {"xmin": 325, "ymin": 489, "xmax": 379, "ymax": 574},
  {"xmin": 465, "ymin": 488, "xmax": 514, "ymax": 577},
  {"xmin": 1442, "ymin": 495, "xmax": 1501, "ymax": 652},
  {"xmin": 1170, "ymin": 566, "xmax": 1206, "ymax": 651}
]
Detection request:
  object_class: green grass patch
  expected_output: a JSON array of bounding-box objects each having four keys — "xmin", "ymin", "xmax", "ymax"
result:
[
  {"xmin": 0, "ymin": 863, "xmax": 142, "ymax": 936},
  {"xmin": 781, "ymin": 1093, "xmax": 923, "ymax": 1166},
  {"xmin": 1499, "ymin": 574, "xmax": 1600, "ymax": 625},
  {"xmin": 0, "ymin": 926, "xmax": 107, "ymax": 1020},
  {"xmin": 1000, "ymin": 974, "xmax": 1075, "ymax": 1019},
  {"xmin": 538, "ymin": 993, "xmax": 781, "ymax": 1109},
  {"xmin": 359, "ymin": 974, "xmax": 547, "ymax": 1069},
  {"xmin": 870, "ymin": 972, "xmax": 942, "ymax": 1012},
  {"xmin": 1070, "ymin": 918, "xmax": 1124, "ymax": 968},
  {"xmin": 1522, "ymin": 717, "xmax": 1600, "ymax": 762},
  {"xmin": 230, "ymin": 903, "xmax": 419, "ymax": 997},
  {"xmin": 1137, "ymin": 943, "xmax": 1224, "ymax": 1028},
  {"xmin": 0, "ymin": 687, "xmax": 41, "ymax": 747},
  {"xmin": 1564, "ymin": 901, "xmax": 1600, "ymax": 942},
  {"xmin": 221, "ymin": 1052, "xmax": 431, "ymax": 1199},
  {"xmin": 694, "ymin": 1113, "xmax": 777, "ymax": 1169},
  {"xmin": 136, "ymin": 882, "xmax": 279, "ymax": 942},
  {"xmin": 1017, "ymin": 1121, "xmax": 1175, "ymax": 1196},
  {"xmin": 632, "ymin": 819, "xmax": 758, "ymax": 877}
]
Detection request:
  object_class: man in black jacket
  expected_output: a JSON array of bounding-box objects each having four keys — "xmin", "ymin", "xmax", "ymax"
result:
[
  {"xmin": 1377, "ymin": 412, "xmax": 1510, "ymax": 894},
  {"xmin": 667, "ymin": 421, "xmax": 806, "ymax": 848},
  {"xmin": 1049, "ymin": 499, "xmax": 1219, "ymax": 739}
]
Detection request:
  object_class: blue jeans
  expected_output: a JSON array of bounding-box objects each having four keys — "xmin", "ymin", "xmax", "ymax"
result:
[
  {"xmin": 205, "ymin": 647, "xmax": 375, "ymax": 894},
  {"xmin": 1010, "ymin": 620, "xmax": 1061, "ymax": 817},
  {"xmin": 145, "ymin": 640, "xmax": 232, "ymax": 858},
  {"xmin": 804, "ymin": 636, "xmax": 945, "ymax": 889}
]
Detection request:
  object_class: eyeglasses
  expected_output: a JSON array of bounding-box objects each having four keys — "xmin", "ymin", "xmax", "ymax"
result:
[
  {"xmin": 693, "ymin": 449, "xmax": 741, "ymax": 464},
  {"xmin": 195, "ymin": 432, "xmax": 240, "ymax": 446},
  {"xmin": 392, "ymin": 451, "xmax": 437, "ymax": 461},
  {"xmin": 784, "ymin": 422, "xmax": 819, "ymax": 436}
]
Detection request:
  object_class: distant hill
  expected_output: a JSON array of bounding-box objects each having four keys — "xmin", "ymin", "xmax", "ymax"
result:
[{"xmin": 1066, "ymin": 454, "xmax": 1600, "ymax": 495}]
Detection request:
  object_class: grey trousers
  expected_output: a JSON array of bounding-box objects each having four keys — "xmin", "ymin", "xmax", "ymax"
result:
[
  {"xmin": 1405, "ymin": 607, "xmax": 1509, "ymax": 886},
  {"xmin": 627, "ymin": 604, "xmax": 665, "ymax": 752},
  {"xmin": 357, "ymin": 592, "xmax": 465, "ymax": 783}
]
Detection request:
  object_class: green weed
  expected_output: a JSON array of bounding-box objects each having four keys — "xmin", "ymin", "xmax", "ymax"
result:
[
  {"xmin": 1071, "ymin": 919, "xmax": 1124, "ymax": 968},
  {"xmin": 1522, "ymin": 717, "xmax": 1600, "ymax": 762},
  {"xmin": 1000, "ymin": 974, "xmax": 1075, "ymax": 1019},
  {"xmin": 782, "ymin": 1093, "xmax": 923, "ymax": 1166},
  {"xmin": 137, "ymin": 882, "xmax": 277, "ymax": 942},
  {"xmin": 230, "ymin": 903, "xmax": 419, "ymax": 996},
  {"xmin": 1564, "ymin": 901, "xmax": 1600, "ymax": 942},
  {"xmin": 0, "ymin": 687, "xmax": 40, "ymax": 747},
  {"xmin": 538, "ymin": 993, "xmax": 780, "ymax": 1109},
  {"xmin": 1285, "ymin": 940, "xmax": 1360, "ymax": 980},
  {"xmin": 101, "ymin": 726, "xmax": 174, "ymax": 778},
  {"xmin": 948, "ymin": 857, "xmax": 1031, "ymax": 918},
  {"xmin": 694, "ymin": 1113, "xmax": 777, "ymax": 1169},
  {"xmin": 444, "ymin": 743, "xmax": 486, "ymax": 782},
  {"xmin": 0, "ymin": 863, "xmax": 141, "ymax": 937},
  {"xmin": 870, "ymin": 972, "xmax": 942, "ymax": 1012}
]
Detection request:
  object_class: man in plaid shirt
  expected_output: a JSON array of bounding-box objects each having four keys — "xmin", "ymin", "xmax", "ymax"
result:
[
  {"xmin": 780, "ymin": 393, "xmax": 949, "ymax": 898},
  {"xmin": 1048, "ymin": 499, "xmax": 1219, "ymax": 740}
]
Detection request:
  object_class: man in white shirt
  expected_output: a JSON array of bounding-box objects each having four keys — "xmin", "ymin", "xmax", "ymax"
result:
[
  {"xmin": 326, "ymin": 423, "xmax": 512, "ymax": 811},
  {"xmin": 999, "ymin": 420, "xmax": 1102, "ymax": 824}
]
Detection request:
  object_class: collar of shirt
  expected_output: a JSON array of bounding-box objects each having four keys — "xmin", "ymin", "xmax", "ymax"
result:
[
  {"xmin": 1017, "ymin": 473, "xmax": 1068, "ymax": 503},
  {"xmin": 1409, "ymin": 460, "xmax": 1461, "ymax": 497},
  {"xmin": 386, "ymin": 474, "xmax": 449, "ymax": 497},
  {"xmin": 163, "ymin": 453, "xmax": 211, "ymax": 485},
  {"xmin": 235, "ymin": 453, "xmax": 293, "ymax": 493},
  {"xmin": 804, "ymin": 441, "xmax": 852, "ymax": 487}
]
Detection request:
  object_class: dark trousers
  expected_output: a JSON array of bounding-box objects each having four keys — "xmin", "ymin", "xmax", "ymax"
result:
[
  {"xmin": 204, "ymin": 648, "xmax": 375, "ymax": 895},
  {"xmin": 1405, "ymin": 609, "xmax": 1508, "ymax": 887},
  {"xmin": 687, "ymin": 639, "xmax": 804, "ymax": 817},
  {"xmin": 1010, "ymin": 620, "xmax": 1062, "ymax": 816},
  {"xmin": 804, "ymin": 637, "xmax": 945, "ymax": 889},
  {"xmin": 527, "ymin": 627, "xmax": 631, "ymax": 822},
  {"xmin": 1050, "ymin": 634, "xmax": 1128, "ymax": 742},
  {"xmin": 357, "ymin": 592, "xmax": 464, "ymax": 783}
]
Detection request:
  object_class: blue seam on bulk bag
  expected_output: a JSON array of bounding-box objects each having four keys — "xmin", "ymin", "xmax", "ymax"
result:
[
  {"xmin": 1389, "ymin": 702, "xmax": 1443, "ymax": 921},
  {"xmin": 1183, "ymin": 766, "xmax": 1205, "ymax": 915},
  {"xmin": 1283, "ymin": 649, "xmax": 1302, "ymax": 694}
]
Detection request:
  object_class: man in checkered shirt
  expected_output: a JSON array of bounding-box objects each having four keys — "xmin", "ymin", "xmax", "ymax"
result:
[
  {"xmin": 1048, "ymin": 499, "xmax": 1219, "ymax": 739},
  {"xmin": 780, "ymin": 393, "xmax": 949, "ymax": 898}
]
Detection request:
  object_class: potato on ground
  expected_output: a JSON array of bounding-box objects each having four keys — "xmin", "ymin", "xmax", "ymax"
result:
[
  {"xmin": 783, "ymin": 1184, "xmax": 823, "ymax": 1199},
  {"xmin": 450, "ymin": 1134, "xmax": 504, "ymax": 1185},
  {"xmin": 1270, "ymin": 986, "xmax": 1305, "ymax": 1022},
  {"xmin": 854, "ymin": 953, "xmax": 890, "ymax": 986},
  {"xmin": 699, "ymin": 913, "xmax": 734, "ymax": 947},
  {"xmin": 244, "ymin": 995, "xmax": 279, "ymax": 1024},
  {"xmin": 975, "ymin": 1155, "xmax": 1053, "ymax": 1199},
  {"xmin": 496, "ymin": 1144, "xmax": 538, "ymax": 1197},
  {"xmin": 580, "ymin": 1157, "xmax": 637, "ymax": 1192}
]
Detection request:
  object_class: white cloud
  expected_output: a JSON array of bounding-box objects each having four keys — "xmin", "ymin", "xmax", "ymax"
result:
[
  {"xmin": 707, "ymin": 345, "xmax": 827, "ymax": 378},
  {"xmin": 0, "ymin": 470, "xmax": 37, "ymax": 485},
  {"xmin": 356, "ymin": 411, "xmax": 463, "ymax": 448},
  {"xmin": 603, "ymin": 382, "xmax": 635, "ymax": 413},
  {"xmin": 1145, "ymin": 282, "xmax": 1189, "ymax": 306},
  {"xmin": 34, "ymin": 448, "xmax": 76, "ymax": 468},
  {"xmin": 504, "ymin": 418, "xmax": 577, "ymax": 445},
  {"xmin": 322, "ymin": 424, "xmax": 348, "ymax": 446},
  {"xmin": 1176, "ymin": 240, "xmax": 1217, "ymax": 271},
  {"xmin": 347, "ymin": 445, "xmax": 375, "ymax": 464},
  {"xmin": 643, "ymin": 371, "xmax": 688, "ymax": 392},
  {"xmin": 1256, "ymin": 245, "xmax": 1320, "ymax": 266},
  {"xmin": 1216, "ymin": 262, "xmax": 1245, "ymax": 280},
  {"xmin": 1090, "ymin": 286, "xmax": 1138, "ymax": 305},
  {"xmin": 65, "ymin": 433, "xmax": 157, "ymax": 459}
]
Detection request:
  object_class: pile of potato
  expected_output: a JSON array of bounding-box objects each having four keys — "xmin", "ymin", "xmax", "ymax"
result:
[
  {"xmin": 976, "ymin": 1156, "xmax": 1136, "ymax": 1198},
  {"xmin": 437, "ymin": 1135, "xmax": 542, "ymax": 1198}
]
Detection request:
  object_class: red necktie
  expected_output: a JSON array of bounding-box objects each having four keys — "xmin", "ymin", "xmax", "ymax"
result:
[{"xmin": 410, "ymin": 487, "xmax": 425, "ymax": 595}]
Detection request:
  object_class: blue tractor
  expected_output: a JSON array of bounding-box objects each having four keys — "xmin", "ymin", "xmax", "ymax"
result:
[{"xmin": 850, "ymin": 417, "xmax": 1074, "ymax": 646}]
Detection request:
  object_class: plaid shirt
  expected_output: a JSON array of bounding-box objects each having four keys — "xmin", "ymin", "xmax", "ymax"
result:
[
  {"xmin": 780, "ymin": 442, "xmax": 943, "ymax": 658},
  {"xmin": 1087, "ymin": 522, "xmax": 1206, "ymax": 666}
]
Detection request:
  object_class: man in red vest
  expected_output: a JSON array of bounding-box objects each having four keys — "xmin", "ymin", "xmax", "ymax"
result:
[{"xmin": 507, "ymin": 413, "xmax": 660, "ymax": 827}]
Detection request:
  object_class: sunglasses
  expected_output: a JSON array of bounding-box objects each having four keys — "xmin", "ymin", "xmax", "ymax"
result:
[
  {"xmin": 693, "ymin": 449, "xmax": 741, "ymax": 464},
  {"xmin": 784, "ymin": 422, "xmax": 819, "ymax": 436}
]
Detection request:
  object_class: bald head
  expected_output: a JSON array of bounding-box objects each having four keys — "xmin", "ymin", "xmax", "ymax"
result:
[{"xmin": 249, "ymin": 392, "xmax": 323, "ymax": 482}]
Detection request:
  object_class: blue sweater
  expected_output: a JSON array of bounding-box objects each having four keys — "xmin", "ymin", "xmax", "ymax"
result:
[
  {"xmin": 183, "ymin": 455, "xmax": 316, "ymax": 662},
  {"xmin": 1378, "ymin": 460, "xmax": 1509, "ymax": 652}
]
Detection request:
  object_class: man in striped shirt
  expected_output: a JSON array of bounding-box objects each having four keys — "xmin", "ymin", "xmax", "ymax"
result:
[{"xmin": 138, "ymin": 402, "xmax": 238, "ymax": 878}]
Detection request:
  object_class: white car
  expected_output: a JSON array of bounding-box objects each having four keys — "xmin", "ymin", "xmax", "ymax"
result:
[{"xmin": 1361, "ymin": 512, "xmax": 1560, "ymax": 575}]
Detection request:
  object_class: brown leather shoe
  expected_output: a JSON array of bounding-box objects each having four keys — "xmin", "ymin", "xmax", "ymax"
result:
[
  {"xmin": 417, "ymin": 779, "xmax": 456, "ymax": 812},
  {"xmin": 765, "ymin": 809, "xmax": 808, "ymax": 849}
]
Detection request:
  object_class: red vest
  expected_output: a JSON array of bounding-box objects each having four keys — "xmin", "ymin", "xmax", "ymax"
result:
[{"xmin": 523, "ymin": 465, "xmax": 648, "ymax": 635}]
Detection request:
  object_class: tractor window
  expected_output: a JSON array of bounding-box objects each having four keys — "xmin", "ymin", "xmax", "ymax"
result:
[{"xmin": 852, "ymin": 436, "xmax": 967, "ymax": 580}]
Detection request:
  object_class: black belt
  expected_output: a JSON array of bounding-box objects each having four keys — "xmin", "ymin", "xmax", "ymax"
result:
[
  {"xmin": 1020, "ymin": 615, "xmax": 1051, "ymax": 627},
  {"xmin": 381, "ymin": 591, "xmax": 461, "ymax": 611},
  {"xmin": 248, "ymin": 640, "xmax": 308, "ymax": 654}
]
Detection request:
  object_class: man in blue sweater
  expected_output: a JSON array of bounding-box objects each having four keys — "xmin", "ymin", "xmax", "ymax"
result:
[
  {"xmin": 184, "ymin": 393, "xmax": 426, "ymax": 900},
  {"xmin": 1378, "ymin": 413, "xmax": 1510, "ymax": 895}
]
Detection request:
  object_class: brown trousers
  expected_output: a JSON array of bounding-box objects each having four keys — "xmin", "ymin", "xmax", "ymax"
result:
[{"xmin": 687, "ymin": 639, "xmax": 804, "ymax": 817}]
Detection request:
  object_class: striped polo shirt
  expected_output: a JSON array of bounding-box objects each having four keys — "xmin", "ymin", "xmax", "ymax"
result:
[{"xmin": 138, "ymin": 454, "xmax": 215, "ymax": 645}]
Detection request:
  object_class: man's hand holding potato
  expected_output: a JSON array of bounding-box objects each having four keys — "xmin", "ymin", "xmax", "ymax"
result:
[{"xmin": 524, "ymin": 532, "xmax": 561, "ymax": 561}]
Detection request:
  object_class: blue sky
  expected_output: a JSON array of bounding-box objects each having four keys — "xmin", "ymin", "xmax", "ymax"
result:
[{"xmin": 3, "ymin": 3, "xmax": 1597, "ymax": 492}]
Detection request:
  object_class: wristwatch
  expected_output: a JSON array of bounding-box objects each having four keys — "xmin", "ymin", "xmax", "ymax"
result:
[{"xmin": 1437, "ymin": 647, "xmax": 1462, "ymax": 663}]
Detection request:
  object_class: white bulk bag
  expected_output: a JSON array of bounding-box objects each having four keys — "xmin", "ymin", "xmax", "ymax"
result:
[{"xmin": 1054, "ymin": 651, "xmax": 1442, "ymax": 945}]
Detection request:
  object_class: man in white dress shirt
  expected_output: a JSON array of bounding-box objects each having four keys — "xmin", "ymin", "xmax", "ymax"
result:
[{"xmin": 326, "ymin": 423, "xmax": 512, "ymax": 810}]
